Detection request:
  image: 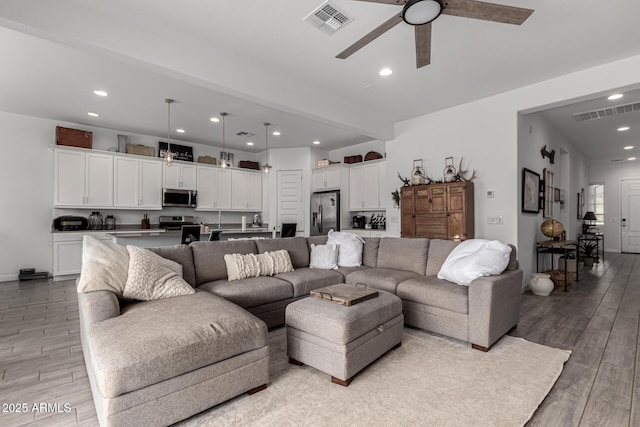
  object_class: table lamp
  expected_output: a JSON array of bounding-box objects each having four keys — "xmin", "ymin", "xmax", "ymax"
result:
[{"xmin": 582, "ymin": 211, "xmax": 597, "ymax": 234}]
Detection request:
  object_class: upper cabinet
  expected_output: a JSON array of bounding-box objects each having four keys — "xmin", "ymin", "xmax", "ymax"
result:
[
  {"xmin": 163, "ymin": 162, "xmax": 196, "ymax": 190},
  {"xmin": 113, "ymin": 156, "xmax": 162, "ymax": 209},
  {"xmin": 231, "ymin": 169, "xmax": 262, "ymax": 210},
  {"xmin": 312, "ymin": 164, "xmax": 346, "ymax": 192},
  {"xmin": 349, "ymin": 160, "xmax": 386, "ymax": 210},
  {"xmin": 54, "ymin": 147, "xmax": 113, "ymax": 207}
]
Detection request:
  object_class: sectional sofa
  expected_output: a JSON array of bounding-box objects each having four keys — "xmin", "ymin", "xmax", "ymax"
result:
[{"xmin": 78, "ymin": 236, "xmax": 522, "ymax": 426}]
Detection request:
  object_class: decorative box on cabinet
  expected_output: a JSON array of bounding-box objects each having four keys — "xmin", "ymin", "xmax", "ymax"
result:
[{"xmin": 400, "ymin": 182, "xmax": 474, "ymax": 239}]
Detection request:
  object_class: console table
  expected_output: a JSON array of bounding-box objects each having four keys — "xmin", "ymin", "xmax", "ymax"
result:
[
  {"xmin": 577, "ymin": 233, "xmax": 604, "ymax": 263},
  {"xmin": 536, "ymin": 240, "xmax": 579, "ymax": 292}
]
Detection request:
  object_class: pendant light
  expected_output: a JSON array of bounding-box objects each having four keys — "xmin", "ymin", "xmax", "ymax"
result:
[
  {"xmin": 164, "ymin": 98, "xmax": 175, "ymax": 166},
  {"xmin": 220, "ymin": 112, "xmax": 228, "ymax": 172},
  {"xmin": 262, "ymin": 122, "xmax": 272, "ymax": 176}
]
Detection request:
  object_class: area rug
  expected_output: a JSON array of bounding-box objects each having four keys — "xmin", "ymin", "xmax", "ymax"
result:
[{"xmin": 180, "ymin": 327, "xmax": 570, "ymax": 427}]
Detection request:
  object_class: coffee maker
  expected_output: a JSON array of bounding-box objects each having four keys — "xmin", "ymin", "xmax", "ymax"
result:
[
  {"xmin": 252, "ymin": 214, "xmax": 263, "ymax": 228},
  {"xmin": 352, "ymin": 215, "xmax": 365, "ymax": 229}
]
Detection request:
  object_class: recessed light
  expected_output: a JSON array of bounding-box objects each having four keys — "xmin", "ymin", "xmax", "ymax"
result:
[
  {"xmin": 176, "ymin": 129, "xmax": 185, "ymax": 133},
  {"xmin": 272, "ymin": 131, "xmax": 281, "ymax": 136},
  {"xmin": 93, "ymin": 90, "xmax": 108, "ymax": 97},
  {"xmin": 210, "ymin": 117, "xmax": 220, "ymax": 123},
  {"xmin": 624, "ymin": 145, "xmax": 634, "ymax": 150},
  {"xmin": 87, "ymin": 112, "xmax": 99, "ymax": 117},
  {"xmin": 246, "ymin": 141, "xmax": 254, "ymax": 146},
  {"xmin": 618, "ymin": 126, "xmax": 630, "ymax": 132},
  {"xmin": 379, "ymin": 68, "xmax": 393, "ymax": 77},
  {"xmin": 628, "ymin": 157, "xmax": 637, "ymax": 161},
  {"xmin": 313, "ymin": 140, "xmax": 320, "ymax": 145},
  {"xmin": 608, "ymin": 93, "xmax": 623, "ymax": 100}
]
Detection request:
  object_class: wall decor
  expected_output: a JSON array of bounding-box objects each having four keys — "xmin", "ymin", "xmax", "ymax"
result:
[
  {"xmin": 540, "ymin": 145, "xmax": 556, "ymax": 164},
  {"xmin": 455, "ymin": 157, "xmax": 477, "ymax": 182},
  {"xmin": 522, "ymin": 168, "xmax": 540, "ymax": 214},
  {"xmin": 554, "ymin": 188, "xmax": 561, "ymax": 202},
  {"xmin": 412, "ymin": 159, "xmax": 426, "ymax": 185},
  {"xmin": 159, "ymin": 142, "xmax": 193, "ymax": 162},
  {"xmin": 577, "ymin": 188, "xmax": 585, "ymax": 219},
  {"xmin": 543, "ymin": 168, "xmax": 554, "ymax": 218},
  {"xmin": 443, "ymin": 157, "xmax": 456, "ymax": 182}
]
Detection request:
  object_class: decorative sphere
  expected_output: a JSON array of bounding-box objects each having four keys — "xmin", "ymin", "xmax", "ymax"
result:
[{"xmin": 541, "ymin": 219, "xmax": 564, "ymax": 238}]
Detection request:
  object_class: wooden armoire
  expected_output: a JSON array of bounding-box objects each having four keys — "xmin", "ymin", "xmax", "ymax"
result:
[{"xmin": 401, "ymin": 181, "xmax": 474, "ymax": 239}]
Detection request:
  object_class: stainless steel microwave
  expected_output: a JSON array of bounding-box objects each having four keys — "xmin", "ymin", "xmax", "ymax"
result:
[{"xmin": 162, "ymin": 189, "xmax": 197, "ymax": 208}]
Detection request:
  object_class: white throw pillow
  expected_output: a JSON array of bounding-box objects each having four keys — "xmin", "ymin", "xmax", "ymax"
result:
[
  {"xmin": 327, "ymin": 230, "xmax": 364, "ymax": 267},
  {"xmin": 437, "ymin": 239, "xmax": 512, "ymax": 286},
  {"xmin": 123, "ymin": 245, "xmax": 194, "ymax": 301},
  {"xmin": 77, "ymin": 235, "xmax": 130, "ymax": 295},
  {"xmin": 224, "ymin": 253, "xmax": 275, "ymax": 281},
  {"xmin": 267, "ymin": 250, "xmax": 294, "ymax": 274},
  {"xmin": 309, "ymin": 244, "xmax": 339, "ymax": 269}
]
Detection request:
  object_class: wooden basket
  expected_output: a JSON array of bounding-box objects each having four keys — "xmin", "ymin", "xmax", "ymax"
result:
[
  {"xmin": 545, "ymin": 269, "xmax": 575, "ymax": 287},
  {"xmin": 198, "ymin": 156, "xmax": 217, "ymax": 165},
  {"xmin": 126, "ymin": 144, "xmax": 154, "ymax": 157},
  {"xmin": 56, "ymin": 126, "xmax": 92, "ymax": 149}
]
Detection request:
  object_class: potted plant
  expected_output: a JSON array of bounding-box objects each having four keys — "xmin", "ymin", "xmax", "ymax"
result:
[
  {"xmin": 580, "ymin": 240, "xmax": 598, "ymax": 267},
  {"xmin": 391, "ymin": 189, "xmax": 400, "ymax": 209}
]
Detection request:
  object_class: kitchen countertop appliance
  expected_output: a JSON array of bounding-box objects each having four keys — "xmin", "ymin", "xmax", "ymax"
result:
[
  {"xmin": 159, "ymin": 215, "xmax": 199, "ymax": 230},
  {"xmin": 53, "ymin": 215, "xmax": 88, "ymax": 231},
  {"xmin": 352, "ymin": 215, "xmax": 365, "ymax": 229},
  {"xmin": 252, "ymin": 214, "xmax": 263, "ymax": 228},
  {"xmin": 311, "ymin": 191, "xmax": 340, "ymax": 236}
]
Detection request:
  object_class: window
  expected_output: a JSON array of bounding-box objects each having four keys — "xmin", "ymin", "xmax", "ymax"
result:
[{"xmin": 587, "ymin": 184, "xmax": 604, "ymax": 224}]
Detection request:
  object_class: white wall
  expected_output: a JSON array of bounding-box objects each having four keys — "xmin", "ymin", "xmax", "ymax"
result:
[
  {"xmin": 385, "ymin": 53, "xmax": 640, "ymax": 284},
  {"xmin": 0, "ymin": 110, "xmax": 257, "ymax": 282},
  {"xmin": 589, "ymin": 161, "xmax": 640, "ymax": 252},
  {"xmin": 517, "ymin": 113, "xmax": 588, "ymax": 285}
]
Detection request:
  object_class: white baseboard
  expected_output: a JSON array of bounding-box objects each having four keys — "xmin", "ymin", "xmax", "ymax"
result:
[{"xmin": 0, "ymin": 274, "xmax": 19, "ymax": 282}]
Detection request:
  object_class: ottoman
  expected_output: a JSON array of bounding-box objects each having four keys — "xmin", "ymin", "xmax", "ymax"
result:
[{"xmin": 286, "ymin": 288, "xmax": 403, "ymax": 386}]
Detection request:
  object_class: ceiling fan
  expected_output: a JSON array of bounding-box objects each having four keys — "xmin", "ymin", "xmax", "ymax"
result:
[{"xmin": 336, "ymin": 0, "xmax": 534, "ymax": 68}]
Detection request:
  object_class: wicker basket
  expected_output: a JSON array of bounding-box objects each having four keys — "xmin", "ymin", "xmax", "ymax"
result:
[{"xmin": 545, "ymin": 269, "xmax": 575, "ymax": 287}]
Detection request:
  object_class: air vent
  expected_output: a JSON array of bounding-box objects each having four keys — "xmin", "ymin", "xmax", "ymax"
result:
[
  {"xmin": 572, "ymin": 102, "xmax": 640, "ymax": 122},
  {"xmin": 612, "ymin": 159, "xmax": 624, "ymax": 162},
  {"xmin": 304, "ymin": 1, "xmax": 353, "ymax": 36},
  {"xmin": 235, "ymin": 131, "xmax": 254, "ymax": 137}
]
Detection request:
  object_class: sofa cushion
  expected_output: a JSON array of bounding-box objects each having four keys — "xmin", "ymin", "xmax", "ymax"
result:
[
  {"xmin": 198, "ymin": 276, "xmax": 294, "ymax": 308},
  {"xmin": 88, "ymin": 291, "xmax": 267, "ymax": 398},
  {"xmin": 362, "ymin": 237, "xmax": 380, "ymax": 268},
  {"xmin": 376, "ymin": 238, "xmax": 430, "ymax": 275},
  {"xmin": 396, "ymin": 276, "xmax": 469, "ymax": 314},
  {"xmin": 306, "ymin": 235, "xmax": 328, "ymax": 251},
  {"xmin": 345, "ymin": 268, "xmax": 421, "ymax": 294},
  {"xmin": 275, "ymin": 267, "xmax": 344, "ymax": 297},
  {"xmin": 148, "ymin": 244, "xmax": 197, "ymax": 287},
  {"xmin": 425, "ymin": 239, "xmax": 462, "ymax": 276},
  {"xmin": 123, "ymin": 246, "xmax": 194, "ymax": 301},
  {"xmin": 507, "ymin": 244, "xmax": 518, "ymax": 270},
  {"xmin": 335, "ymin": 265, "xmax": 370, "ymax": 280},
  {"xmin": 256, "ymin": 237, "xmax": 309, "ymax": 268},
  {"xmin": 190, "ymin": 240, "xmax": 258, "ymax": 285}
]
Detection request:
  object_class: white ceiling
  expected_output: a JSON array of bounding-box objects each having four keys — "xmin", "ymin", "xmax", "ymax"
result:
[{"xmin": 0, "ymin": 0, "xmax": 639, "ymax": 154}]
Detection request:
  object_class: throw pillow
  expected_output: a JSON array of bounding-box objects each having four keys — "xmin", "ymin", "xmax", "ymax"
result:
[
  {"xmin": 123, "ymin": 245, "xmax": 194, "ymax": 301},
  {"xmin": 77, "ymin": 235, "xmax": 129, "ymax": 296},
  {"xmin": 437, "ymin": 239, "xmax": 512, "ymax": 286},
  {"xmin": 267, "ymin": 249, "xmax": 294, "ymax": 274},
  {"xmin": 309, "ymin": 244, "xmax": 339, "ymax": 269},
  {"xmin": 224, "ymin": 253, "xmax": 275, "ymax": 281},
  {"xmin": 327, "ymin": 230, "xmax": 365, "ymax": 267}
]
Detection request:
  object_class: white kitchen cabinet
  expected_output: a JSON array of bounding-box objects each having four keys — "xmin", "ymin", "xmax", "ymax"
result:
[
  {"xmin": 213, "ymin": 168, "xmax": 232, "ymax": 209},
  {"xmin": 349, "ymin": 160, "xmax": 385, "ymax": 210},
  {"xmin": 113, "ymin": 156, "xmax": 162, "ymax": 209},
  {"xmin": 231, "ymin": 169, "xmax": 262, "ymax": 210},
  {"xmin": 163, "ymin": 162, "xmax": 197, "ymax": 190},
  {"xmin": 378, "ymin": 161, "xmax": 387, "ymax": 209},
  {"xmin": 53, "ymin": 232, "xmax": 111, "ymax": 279},
  {"xmin": 54, "ymin": 147, "xmax": 113, "ymax": 207},
  {"xmin": 196, "ymin": 165, "xmax": 215, "ymax": 210},
  {"xmin": 312, "ymin": 165, "xmax": 344, "ymax": 191}
]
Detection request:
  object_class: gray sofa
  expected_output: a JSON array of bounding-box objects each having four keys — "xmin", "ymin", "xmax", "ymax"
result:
[{"xmin": 78, "ymin": 236, "xmax": 522, "ymax": 426}]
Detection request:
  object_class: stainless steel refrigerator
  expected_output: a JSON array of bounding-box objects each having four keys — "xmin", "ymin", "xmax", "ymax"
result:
[{"xmin": 310, "ymin": 191, "xmax": 340, "ymax": 236}]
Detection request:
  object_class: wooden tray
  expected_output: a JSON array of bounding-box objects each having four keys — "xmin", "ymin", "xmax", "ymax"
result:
[{"xmin": 310, "ymin": 283, "xmax": 378, "ymax": 306}]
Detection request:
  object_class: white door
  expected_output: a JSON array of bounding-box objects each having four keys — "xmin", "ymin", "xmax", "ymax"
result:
[
  {"xmin": 363, "ymin": 163, "xmax": 379, "ymax": 208},
  {"xmin": 621, "ymin": 178, "xmax": 640, "ymax": 253},
  {"xmin": 85, "ymin": 153, "xmax": 113, "ymax": 207},
  {"xmin": 54, "ymin": 149, "xmax": 85, "ymax": 206},
  {"xmin": 325, "ymin": 166, "xmax": 341, "ymax": 189},
  {"xmin": 231, "ymin": 170, "xmax": 248, "ymax": 209},
  {"xmin": 180, "ymin": 164, "xmax": 197, "ymax": 190},
  {"xmin": 277, "ymin": 170, "xmax": 303, "ymax": 231},
  {"xmin": 139, "ymin": 159, "xmax": 162, "ymax": 208},
  {"xmin": 246, "ymin": 172, "xmax": 262, "ymax": 210},
  {"xmin": 113, "ymin": 156, "xmax": 139, "ymax": 207},
  {"xmin": 196, "ymin": 166, "xmax": 215, "ymax": 210},
  {"xmin": 349, "ymin": 165, "xmax": 364, "ymax": 209},
  {"xmin": 163, "ymin": 163, "xmax": 180, "ymax": 188},
  {"xmin": 311, "ymin": 169, "xmax": 326, "ymax": 191},
  {"xmin": 214, "ymin": 168, "xmax": 232, "ymax": 209}
]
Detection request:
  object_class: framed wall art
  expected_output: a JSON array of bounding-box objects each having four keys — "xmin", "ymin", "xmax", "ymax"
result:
[
  {"xmin": 543, "ymin": 168, "xmax": 554, "ymax": 218},
  {"xmin": 522, "ymin": 168, "xmax": 540, "ymax": 214}
]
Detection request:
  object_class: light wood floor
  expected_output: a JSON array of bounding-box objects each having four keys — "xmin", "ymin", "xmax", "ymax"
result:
[{"xmin": 1, "ymin": 253, "xmax": 639, "ymax": 426}]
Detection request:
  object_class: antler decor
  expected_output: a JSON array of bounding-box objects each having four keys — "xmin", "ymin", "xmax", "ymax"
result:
[
  {"xmin": 455, "ymin": 157, "xmax": 477, "ymax": 182},
  {"xmin": 397, "ymin": 172, "xmax": 411, "ymax": 187}
]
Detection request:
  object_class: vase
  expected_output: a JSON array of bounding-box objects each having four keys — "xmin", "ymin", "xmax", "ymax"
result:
[{"xmin": 529, "ymin": 273, "xmax": 554, "ymax": 296}]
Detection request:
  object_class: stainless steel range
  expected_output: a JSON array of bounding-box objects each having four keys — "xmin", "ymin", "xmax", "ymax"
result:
[{"xmin": 159, "ymin": 215, "xmax": 198, "ymax": 230}]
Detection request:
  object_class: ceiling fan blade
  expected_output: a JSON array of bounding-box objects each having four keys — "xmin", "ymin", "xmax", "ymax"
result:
[
  {"xmin": 442, "ymin": 0, "xmax": 533, "ymax": 25},
  {"xmin": 336, "ymin": 13, "xmax": 403, "ymax": 59},
  {"xmin": 354, "ymin": 0, "xmax": 407, "ymax": 4},
  {"xmin": 415, "ymin": 22, "xmax": 432, "ymax": 68}
]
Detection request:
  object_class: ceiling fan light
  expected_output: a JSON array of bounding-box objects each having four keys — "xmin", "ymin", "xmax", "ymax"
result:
[{"xmin": 402, "ymin": 0, "xmax": 442, "ymax": 26}]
